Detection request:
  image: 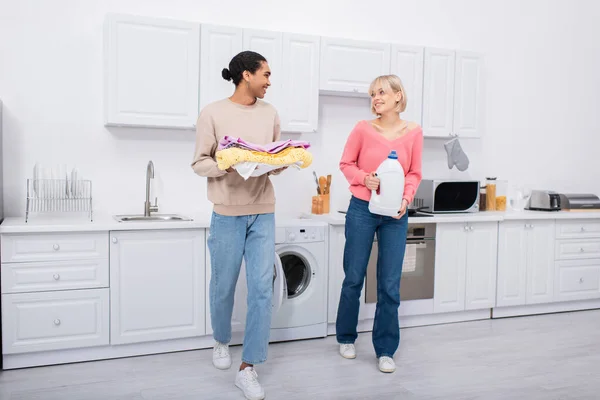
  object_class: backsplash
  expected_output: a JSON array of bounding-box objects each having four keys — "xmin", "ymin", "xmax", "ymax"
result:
[{"xmin": 2, "ymin": 0, "xmax": 600, "ymax": 219}]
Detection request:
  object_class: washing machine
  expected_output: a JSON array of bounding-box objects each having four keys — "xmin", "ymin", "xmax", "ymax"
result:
[{"xmin": 205, "ymin": 219, "xmax": 328, "ymax": 344}]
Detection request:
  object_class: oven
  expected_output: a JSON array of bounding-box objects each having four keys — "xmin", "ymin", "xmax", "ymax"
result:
[{"xmin": 365, "ymin": 223, "xmax": 436, "ymax": 302}]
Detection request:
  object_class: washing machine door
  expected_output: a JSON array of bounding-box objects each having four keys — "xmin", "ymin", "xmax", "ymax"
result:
[
  {"xmin": 232, "ymin": 252, "xmax": 286, "ymax": 331},
  {"xmin": 272, "ymin": 253, "xmax": 286, "ymax": 315}
]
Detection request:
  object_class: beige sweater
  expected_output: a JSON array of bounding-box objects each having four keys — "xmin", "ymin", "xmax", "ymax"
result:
[{"xmin": 191, "ymin": 98, "xmax": 281, "ymax": 216}]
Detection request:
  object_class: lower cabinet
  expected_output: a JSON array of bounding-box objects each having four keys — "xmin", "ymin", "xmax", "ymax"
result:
[
  {"xmin": 496, "ymin": 220, "xmax": 555, "ymax": 307},
  {"xmin": 109, "ymin": 229, "xmax": 206, "ymax": 345},
  {"xmin": 2, "ymin": 288, "xmax": 109, "ymax": 354},
  {"xmin": 434, "ymin": 222, "xmax": 498, "ymax": 313}
]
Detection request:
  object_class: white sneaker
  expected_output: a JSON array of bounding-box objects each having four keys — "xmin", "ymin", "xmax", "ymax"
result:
[
  {"xmin": 378, "ymin": 356, "xmax": 396, "ymax": 373},
  {"xmin": 235, "ymin": 367, "xmax": 265, "ymax": 400},
  {"xmin": 212, "ymin": 342, "xmax": 231, "ymax": 370},
  {"xmin": 339, "ymin": 343, "xmax": 356, "ymax": 359}
]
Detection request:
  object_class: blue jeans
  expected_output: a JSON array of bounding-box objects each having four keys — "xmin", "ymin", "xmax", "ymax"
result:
[
  {"xmin": 207, "ymin": 212, "xmax": 275, "ymax": 365},
  {"xmin": 336, "ymin": 196, "xmax": 408, "ymax": 358}
]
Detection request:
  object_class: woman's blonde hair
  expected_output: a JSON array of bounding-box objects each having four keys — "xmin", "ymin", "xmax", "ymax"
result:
[{"xmin": 369, "ymin": 74, "xmax": 407, "ymax": 115}]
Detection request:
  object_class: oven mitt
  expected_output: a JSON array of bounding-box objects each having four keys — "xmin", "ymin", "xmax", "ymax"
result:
[{"xmin": 444, "ymin": 137, "xmax": 470, "ymax": 171}]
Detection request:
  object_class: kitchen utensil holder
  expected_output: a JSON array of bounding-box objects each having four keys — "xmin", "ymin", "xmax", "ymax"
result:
[
  {"xmin": 25, "ymin": 179, "xmax": 93, "ymax": 222},
  {"xmin": 311, "ymin": 194, "xmax": 330, "ymax": 215}
]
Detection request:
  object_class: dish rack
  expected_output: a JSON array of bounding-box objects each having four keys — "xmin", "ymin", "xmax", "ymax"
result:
[{"xmin": 25, "ymin": 179, "xmax": 93, "ymax": 222}]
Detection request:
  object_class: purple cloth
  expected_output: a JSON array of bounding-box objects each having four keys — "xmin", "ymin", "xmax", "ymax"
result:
[{"xmin": 217, "ymin": 136, "xmax": 311, "ymax": 153}]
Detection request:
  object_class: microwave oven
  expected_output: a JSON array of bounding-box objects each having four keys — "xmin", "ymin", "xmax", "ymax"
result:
[{"xmin": 411, "ymin": 179, "xmax": 480, "ymax": 213}]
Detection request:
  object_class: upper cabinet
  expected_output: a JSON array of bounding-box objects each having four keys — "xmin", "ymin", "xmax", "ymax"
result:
[
  {"xmin": 199, "ymin": 24, "xmax": 242, "ymax": 112},
  {"xmin": 103, "ymin": 13, "xmax": 484, "ymax": 136},
  {"xmin": 320, "ymin": 38, "xmax": 391, "ymax": 95},
  {"xmin": 281, "ymin": 34, "xmax": 320, "ymax": 133},
  {"xmin": 243, "ymin": 29, "xmax": 283, "ymax": 110},
  {"xmin": 104, "ymin": 14, "xmax": 200, "ymax": 129},
  {"xmin": 390, "ymin": 45, "xmax": 424, "ymax": 125},
  {"xmin": 422, "ymin": 49, "xmax": 484, "ymax": 138}
]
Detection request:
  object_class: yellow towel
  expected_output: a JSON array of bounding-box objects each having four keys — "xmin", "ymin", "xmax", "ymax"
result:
[{"xmin": 216, "ymin": 147, "xmax": 313, "ymax": 171}]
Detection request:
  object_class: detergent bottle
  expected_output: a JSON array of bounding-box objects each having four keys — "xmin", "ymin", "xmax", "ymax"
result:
[{"xmin": 368, "ymin": 150, "xmax": 405, "ymax": 217}]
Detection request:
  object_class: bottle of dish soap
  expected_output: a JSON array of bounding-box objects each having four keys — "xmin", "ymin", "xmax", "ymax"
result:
[{"xmin": 368, "ymin": 150, "xmax": 405, "ymax": 217}]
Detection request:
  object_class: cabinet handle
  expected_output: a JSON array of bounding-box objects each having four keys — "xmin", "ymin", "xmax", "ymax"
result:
[
  {"xmin": 112, "ymin": 237, "xmax": 118, "ymax": 244},
  {"xmin": 53, "ymin": 244, "xmax": 60, "ymax": 251},
  {"xmin": 580, "ymin": 248, "xmax": 585, "ymax": 252},
  {"xmin": 53, "ymin": 274, "xmax": 60, "ymax": 281},
  {"xmin": 464, "ymin": 225, "xmax": 469, "ymax": 231},
  {"xmin": 353, "ymin": 88, "xmax": 358, "ymax": 92},
  {"xmin": 581, "ymin": 227, "xmax": 586, "ymax": 232},
  {"xmin": 469, "ymin": 226, "xmax": 474, "ymax": 231},
  {"xmin": 579, "ymin": 277, "xmax": 584, "ymax": 284},
  {"xmin": 54, "ymin": 319, "xmax": 61, "ymax": 326}
]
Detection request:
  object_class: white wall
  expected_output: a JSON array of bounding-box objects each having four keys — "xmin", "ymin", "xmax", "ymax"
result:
[{"xmin": 1, "ymin": 0, "xmax": 599, "ymax": 219}]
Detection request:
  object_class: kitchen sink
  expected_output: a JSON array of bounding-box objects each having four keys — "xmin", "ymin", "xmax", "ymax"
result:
[{"xmin": 113, "ymin": 214, "xmax": 193, "ymax": 223}]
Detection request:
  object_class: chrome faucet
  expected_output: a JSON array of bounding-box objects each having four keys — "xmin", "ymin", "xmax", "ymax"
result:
[{"xmin": 144, "ymin": 160, "xmax": 158, "ymax": 216}]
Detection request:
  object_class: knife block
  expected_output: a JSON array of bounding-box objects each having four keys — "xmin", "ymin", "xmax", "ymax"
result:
[{"xmin": 311, "ymin": 194, "xmax": 330, "ymax": 215}]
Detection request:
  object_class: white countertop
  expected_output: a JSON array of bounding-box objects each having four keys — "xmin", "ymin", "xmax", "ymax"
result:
[
  {"xmin": 0, "ymin": 213, "xmax": 213, "ymax": 234},
  {"xmin": 301, "ymin": 210, "xmax": 600, "ymax": 226},
  {"xmin": 0, "ymin": 212, "xmax": 330, "ymax": 234},
  {"xmin": 3, "ymin": 209, "xmax": 600, "ymax": 234}
]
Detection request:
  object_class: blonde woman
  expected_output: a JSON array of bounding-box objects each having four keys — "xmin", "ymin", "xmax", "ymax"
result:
[{"xmin": 336, "ymin": 74, "xmax": 423, "ymax": 373}]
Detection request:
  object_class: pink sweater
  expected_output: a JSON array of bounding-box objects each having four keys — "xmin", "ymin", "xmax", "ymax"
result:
[{"xmin": 339, "ymin": 120, "xmax": 423, "ymax": 204}]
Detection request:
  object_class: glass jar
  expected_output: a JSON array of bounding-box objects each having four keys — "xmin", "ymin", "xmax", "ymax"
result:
[
  {"xmin": 486, "ymin": 177, "xmax": 497, "ymax": 211},
  {"xmin": 479, "ymin": 184, "xmax": 487, "ymax": 211},
  {"xmin": 495, "ymin": 180, "xmax": 508, "ymax": 211}
]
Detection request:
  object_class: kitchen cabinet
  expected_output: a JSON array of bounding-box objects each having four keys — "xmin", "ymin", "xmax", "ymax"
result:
[
  {"xmin": 104, "ymin": 13, "xmax": 200, "ymax": 129},
  {"xmin": 109, "ymin": 229, "xmax": 205, "ymax": 345},
  {"xmin": 496, "ymin": 220, "xmax": 555, "ymax": 307},
  {"xmin": 2, "ymin": 289, "xmax": 109, "ymax": 354},
  {"xmin": 1, "ymin": 231, "xmax": 110, "ymax": 355},
  {"xmin": 434, "ymin": 222, "xmax": 498, "ymax": 313},
  {"xmin": 319, "ymin": 37, "xmax": 391, "ymax": 95},
  {"xmin": 243, "ymin": 29, "xmax": 283, "ymax": 110},
  {"xmin": 390, "ymin": 45, "xmax": 424, "ymax": 125},
  {"xmin": 199, "ymin": 27, "xmax": 319, "ymax": 133},
  {"xmin": 554, "ymin": 220, "xmax": 600, "ymax": 302},
  {"xmin": 281, "ymin": 33, "xmax": 320, "ymax": 133},
  {"xmin": 199, "ymin": 24, "xmax": 243, "ymax": 112},
  {"xmin": 422, "ymin": 49, "xmax": 484, "ymax": 138}
]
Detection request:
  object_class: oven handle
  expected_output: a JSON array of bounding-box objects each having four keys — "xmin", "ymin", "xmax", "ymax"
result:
[
  {"xmin": 406, "ymin": 238, "xmax": 434, "ymax": 244},
  {"xmin": 406, "ymin": 240, "xmax": 429, "ymax": 249}
]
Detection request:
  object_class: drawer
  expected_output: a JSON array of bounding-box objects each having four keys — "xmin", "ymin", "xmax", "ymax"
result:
[
  {"xmin": 1, "ymin": 232, "xmax": 108, "ymax": 263},
  {"xmin": 1, "ymin": 259, "xmax": 109, "ymax": 294},
  {"xmin": 1, "ymin": 288, "xmax": 109, "ymax": 354},
  {"xmin": 555, "ymin": 221, "xmax": 600, "ymax": 239},
  {"xmin": 555, "ymin": 239, "xmax": 600, "ymax": 260},
  {"xmin": 555, "ymin": 260, "xmax": 600, "ymax": 302}
]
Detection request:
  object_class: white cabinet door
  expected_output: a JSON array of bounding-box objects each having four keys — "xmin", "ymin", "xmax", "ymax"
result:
[
  {"xmin": 328, "ymin": 226, "xmax": 346, "ymax": 324},
  {"xmin": 496, "ymin": 221, "xmax": 528, "ymax": 307},
  {"xmin": 104, "ymin": 14, "xmax": 200, "ymax": 129},
  {"xmin": 199, "ymin": 24, "xmax": 242, "ymax": 111},
  {"xmin": 526, "ymin": 220, "xmax": 555, "ymax": 304},
  {"xmin": 320, "ymin": 37, "xmax": 390, "ymax": 95},
  {"xmin": 2, "ymin": 288, "xmax": 109, "ymax": 354},
  {"xmin": 497, "ymin": 220, "xmax": 556, "ymax": 307},
  {"xmin": 390, "ymin": 45, "xmax": 424, "ymax": 125},
  {"xmin": 434, "ymin": 223, "xmax": 467, "ymax": 313},
  {"xmin": 453, "ymin": 52, "xmax": 484, "ymax": 138},
  {"xmin": 422, "ymin": 48, "xmax": 455, "ymax": 138},
  {"xmin": 243, "ymin": 29, "xmax": 282, "ymax": 110},
  {"xmin": 465, "ymin": 222, "xmax": 498, "ymax": 310},
  {"xmin": 110, "ymin": 229, "xmax": 205, "ymax": 345},
  {"xmin": 281, "ymin": 33, "xmax": 320, "ymax": 133}
]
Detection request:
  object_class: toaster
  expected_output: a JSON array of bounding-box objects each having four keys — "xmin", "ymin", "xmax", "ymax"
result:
[{"xmin": 526, "ymin": 190, "xmax": 561, "ymax": 211}]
